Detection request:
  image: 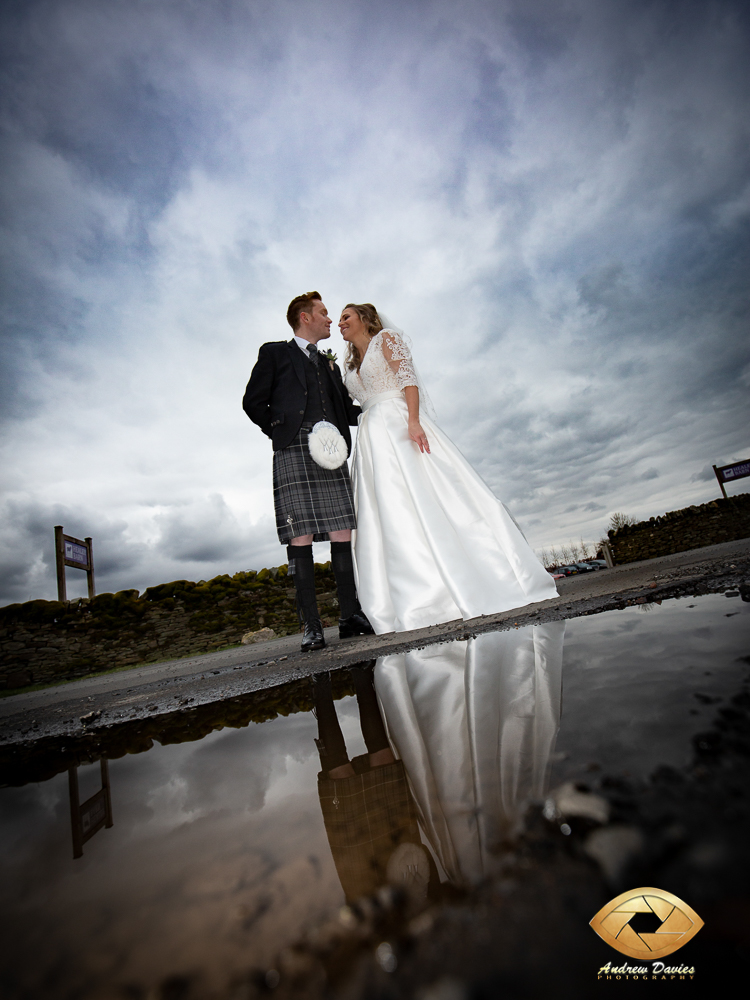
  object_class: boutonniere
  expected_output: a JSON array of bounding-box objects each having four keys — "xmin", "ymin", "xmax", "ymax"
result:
[{"xmin": 321, "ymin": 349, "xmax": 338, "ymax": 370}]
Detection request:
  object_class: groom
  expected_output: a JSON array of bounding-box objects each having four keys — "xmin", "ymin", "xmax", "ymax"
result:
[{"xmin": 242, "ymin": 292, "xmax": 373, "ymax": 651}]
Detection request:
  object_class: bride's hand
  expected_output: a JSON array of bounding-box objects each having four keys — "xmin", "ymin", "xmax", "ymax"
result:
[{"xmin": 409, "ymin": 419, "xmax": 430, "ymax": 454}]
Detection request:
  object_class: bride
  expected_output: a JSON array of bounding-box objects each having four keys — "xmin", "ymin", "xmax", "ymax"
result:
[{"xmin": 339, "ymin": 303, "xmax": 558, "ymax": 634}]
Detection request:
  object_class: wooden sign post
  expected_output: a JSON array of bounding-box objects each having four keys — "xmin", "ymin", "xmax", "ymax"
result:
[
  {"xmin": 54, "ymin": 525, "xmax": 95, "ymax": 602},
  {"xmin": 68, "ymin": 759, "xmax": 114, "ymax": 859},
  {"xmin": 713, "ymin": 460, "xmax": 750, "ymax": 499}
]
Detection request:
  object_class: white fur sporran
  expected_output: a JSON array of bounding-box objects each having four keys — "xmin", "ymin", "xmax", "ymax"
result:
[{"xmin": 308, "ymin": 421, "xmax": 348, "ymax": 469}]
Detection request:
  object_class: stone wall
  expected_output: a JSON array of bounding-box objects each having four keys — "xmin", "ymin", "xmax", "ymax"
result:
[
  {"xmin": 0, "ymin": 565, "xmax": 341, "ymax": 692},
  {"xmin": 608, "ymin": 493, "xmax": 750, "ymax": 564}
]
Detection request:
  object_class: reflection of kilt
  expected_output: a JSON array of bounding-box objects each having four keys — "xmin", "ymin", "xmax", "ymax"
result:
[
  {"xmin": 318, "ymin": 756, "xmax": 421, "ymax": 902},
  {"xmin": 273, "ymin": 423, "xmax": 356, "ymax": 543}
]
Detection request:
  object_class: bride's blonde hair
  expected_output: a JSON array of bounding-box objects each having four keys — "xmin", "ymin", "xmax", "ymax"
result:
[{"xmin": 344, "ymin": 303, "xmax": 383, "ymax": 370}]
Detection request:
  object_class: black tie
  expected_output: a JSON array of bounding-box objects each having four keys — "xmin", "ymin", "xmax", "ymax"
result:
[{"xmin": 306, "ymin": 343, "xmax": 319, "ymax": 365}]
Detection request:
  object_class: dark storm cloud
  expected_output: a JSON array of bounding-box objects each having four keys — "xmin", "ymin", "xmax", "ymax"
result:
[
  {"xmin": 1, "ymin": 0, "xmax": 214, "ymax": 416},
  {"xmin": 0, "ymin": 0, "xmax": 234, "ymax": 205},
  {"xmin": 692, "ymin": 465, "xmax": 716, "ymax": 482},
  {"xmin": 0, "ymin": 497, "xmax": 145, "ymax": 604},
  {"xmin": 154, "ymin": 495, "xmax": 251, "ymax": 564}
]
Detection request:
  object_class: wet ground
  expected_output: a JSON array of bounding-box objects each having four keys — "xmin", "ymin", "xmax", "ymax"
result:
[
  {"xmin": 2, "ymin": 538, "xmax": 748, "ymax": 745},
  {"xmin": 1, "ymin": 542, "xmax": 749, "ymax": 999}
]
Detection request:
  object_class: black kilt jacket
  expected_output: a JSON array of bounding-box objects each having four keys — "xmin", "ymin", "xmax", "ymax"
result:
[{"xmin": 242, "ymin": 339, "xmax": 361, "ymax": 451}]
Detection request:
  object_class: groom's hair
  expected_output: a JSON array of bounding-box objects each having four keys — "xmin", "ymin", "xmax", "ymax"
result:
[{"xmin": 287, "ymin": 291, "xmax": 321, "ymax": 331}]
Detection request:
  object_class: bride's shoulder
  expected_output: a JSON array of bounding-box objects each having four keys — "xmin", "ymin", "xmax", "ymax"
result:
[
  {"xmin": 379, "ymin": 328, "xmax": 406, "ymax": 346},
  {"xmin": 379, "ymin": 328, "xmax": 412, "ymax": 356}
]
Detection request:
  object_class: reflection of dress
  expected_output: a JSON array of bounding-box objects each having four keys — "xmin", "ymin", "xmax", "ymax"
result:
[
  {"xmin": 374, "ymin": 625, "xmax": 565, "ymax": 884},
  {"xmin": 344, "ymin": 330, "xmax": 557, "ymax": 634}
]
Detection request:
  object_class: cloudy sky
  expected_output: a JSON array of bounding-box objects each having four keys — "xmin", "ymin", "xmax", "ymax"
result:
[{"xmin": 1, "ymin": 0, "xmax": 748, "ymax": 605}]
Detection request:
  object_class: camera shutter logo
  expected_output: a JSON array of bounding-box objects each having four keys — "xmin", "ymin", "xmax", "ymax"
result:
[{"xmin": 590, "ymin": 887, "xmax": 703, "ymax": 960}]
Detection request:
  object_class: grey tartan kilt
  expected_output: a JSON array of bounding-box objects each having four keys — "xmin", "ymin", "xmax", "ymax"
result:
[
  {"xmin": 318, "ymin": 756, "xmax": 422, "ymax": 902},
  {"xmin": 273, "ymin": 423, "xmax": 356, "ymax": 543}
]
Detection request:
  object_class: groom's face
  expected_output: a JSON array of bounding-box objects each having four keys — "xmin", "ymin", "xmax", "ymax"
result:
[{"xmin": 302, "ymin": 299, "xmax": 332, "ymax": 343}]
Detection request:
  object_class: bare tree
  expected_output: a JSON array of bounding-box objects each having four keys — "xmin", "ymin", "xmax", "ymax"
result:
[
  {"xmin": 542, "ymin": 539, "xmax": 598, "ymax": 567},
  {"xmin": 609, "ymin": 512, "xmax": 638, "ymax": 532}
]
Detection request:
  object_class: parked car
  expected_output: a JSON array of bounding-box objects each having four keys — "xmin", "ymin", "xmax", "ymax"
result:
[
  {"xmin": 556, "ymin": 565, "xmax": 579, "ymax": 576},
  {"xmin": 546, "ymin": 569, "xmax": 565, "ymax": 580},
  {"xmin": 573, "ymin": 562, "xmax": 597, "ymax": 572},
  {"xmin": 582, "ymin": 559, "xmax": 607, "ymax": 569}
]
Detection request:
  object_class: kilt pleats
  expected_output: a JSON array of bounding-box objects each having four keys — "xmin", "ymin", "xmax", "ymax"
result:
[{"xmin": 273, "ymin": 424, "xmax": 356, "ymax": 543}]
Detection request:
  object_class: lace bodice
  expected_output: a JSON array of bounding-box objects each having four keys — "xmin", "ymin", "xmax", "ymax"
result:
[{"xmin": 344, "ymin": 329, "xmax": 419, "ymax": 404}]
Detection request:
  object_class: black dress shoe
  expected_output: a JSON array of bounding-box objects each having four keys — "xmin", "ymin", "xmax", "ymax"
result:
[
  {"xmin": 301, "ymin": 619, "xmax": 326, "ymax": 651},
  {"xmin": 338, "ymin": 611, "xmax": 375, "ymax": 639}
]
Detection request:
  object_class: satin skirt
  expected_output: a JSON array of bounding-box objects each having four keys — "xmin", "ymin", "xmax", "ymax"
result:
[
  {"xmin": 374, "ymin": 625, "xmax": 565, "ymax": 884},
  {"xmin": 351, "ymin": 393, "xmax": 558, "ymax": 634}
]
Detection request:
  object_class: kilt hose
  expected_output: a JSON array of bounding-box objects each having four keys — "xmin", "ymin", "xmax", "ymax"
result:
[{"xmin": 273, "ymin": 423, "xmax": 356, "ymax": 543}]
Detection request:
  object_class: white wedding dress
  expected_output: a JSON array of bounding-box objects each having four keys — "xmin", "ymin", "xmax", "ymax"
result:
[{"xmin": 344, "ymin": 329, "xmax": 558, "ymax": 634}]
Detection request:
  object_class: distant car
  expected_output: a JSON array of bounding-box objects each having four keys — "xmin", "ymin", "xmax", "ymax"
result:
[
  {"xmin": 556, "ymin": 565, "xmax": 579, "ymax": 576},
  {"xmin": 582, "ymin": 559, "xmax": 607, "ymax": 569},
  {"xmin": 547, "ymin": 569, "xmax": 565, "ymax": 580},
  {"xmin": 573, "ymin": 562, "xmax": 597, "ymax": 572}
]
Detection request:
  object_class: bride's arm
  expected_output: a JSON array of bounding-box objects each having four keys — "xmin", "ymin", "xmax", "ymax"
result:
[
  {"xmin": 381, "ymin": 331, "xmax": 430, "ymax": 454},
  {"xmin": 404, "ymin": 385, "xmax": 430, "ymax": 454}
]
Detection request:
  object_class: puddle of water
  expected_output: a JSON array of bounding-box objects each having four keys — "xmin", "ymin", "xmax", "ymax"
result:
[
  {"xmin": 0, "ymin": 592, "xmax": 747, "ymax": 997},
  {"xmin": 551, "ymin": 593, "xmax": 750, "ymax": 784}
]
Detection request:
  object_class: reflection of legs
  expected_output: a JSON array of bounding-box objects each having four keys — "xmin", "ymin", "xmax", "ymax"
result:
[
  {"xmin": 312, "ymin": 672, "xmax": 355, "ymax": 779},
  {"xmin": 350, "ymin": 663, "xmax": 395, "ymax": 768},
  {"xmin": 313, "ymin": 667, "xmax": 395, "ymax": 778}
]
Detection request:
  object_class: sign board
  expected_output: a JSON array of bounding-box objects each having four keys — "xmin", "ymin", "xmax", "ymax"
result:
[
  {"xmin": 64, "ymin": 540, "xmax": 89, "ymax": 567},
  {"xmin": 54, "ymin": 525, "xmax": 95, "ymax": 601},
  {"xmin": 713, "ymin": 460, "xmax": 750, "ymax": 499},
  {"xmin": 80, "ymin": 788, "xmax": 108, "ymax": 836}
]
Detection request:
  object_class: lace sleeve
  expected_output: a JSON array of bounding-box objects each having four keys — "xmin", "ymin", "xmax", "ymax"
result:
[{"xmin": 381, "ymin": 330, "xmax": 419, "ymax": 390}]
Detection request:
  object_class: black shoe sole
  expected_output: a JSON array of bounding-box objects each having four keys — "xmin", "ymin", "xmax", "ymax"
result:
[{"xmin": 301, "ymin": 634, "xmax": 326, "ymax": 651}]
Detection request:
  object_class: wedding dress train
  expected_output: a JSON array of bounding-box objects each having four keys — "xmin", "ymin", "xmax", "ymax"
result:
[{"xmin": 344, "ymin": 329, "xmax": 557, "ymax": 634}]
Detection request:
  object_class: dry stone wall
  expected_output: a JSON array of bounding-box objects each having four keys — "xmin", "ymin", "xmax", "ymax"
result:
[
  {"xmin": 0, "ymin": 565, "xmax": 341, "ymax": 692},
  {"xmin": 608, "ymin": 493, "xmax": 750, "ymax": 564}
]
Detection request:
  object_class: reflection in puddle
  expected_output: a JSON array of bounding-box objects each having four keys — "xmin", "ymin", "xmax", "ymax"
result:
[
  {"xmin": 0, "ymin": 593, "xmax": 747, "ymax": 997},
  {"xmin": 312, "ymin": 625, "xmax": 566, "ymax": 907},
  {"xmin": 312, "ymin": 666, "xmax": 432, "ymax": 907},
  {"xmin": 67, "ymin": 757, "xmax": 113, "ymax": 857},
  {"xmin": 374, "ymin": 625, "xmax": 564, "ymax": 884}
]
